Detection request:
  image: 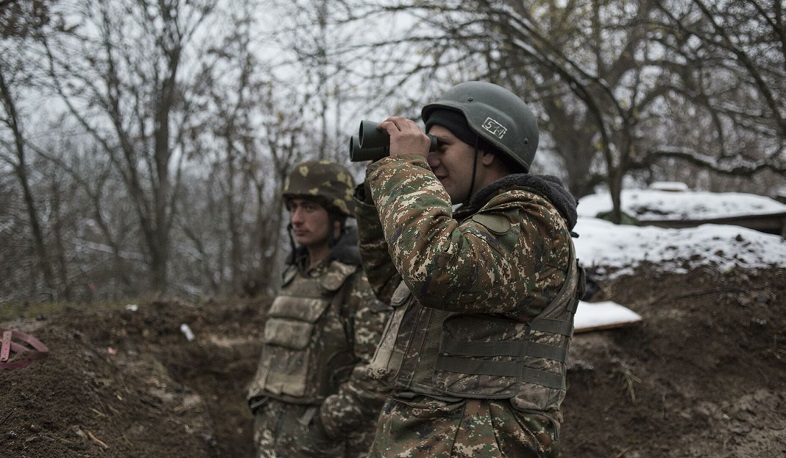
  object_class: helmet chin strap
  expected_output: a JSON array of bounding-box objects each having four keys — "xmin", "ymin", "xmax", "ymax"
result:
[
  {"xmin": 286, "ymin": 222, "xmax": 297, "ymax": 261},
  {"xmin": 327, "ymin": 213, "xmax": 337, "ymax": 248},
  {"xmin": 463, "ymin": 137, "xmax": 480, "ymax": 205}
]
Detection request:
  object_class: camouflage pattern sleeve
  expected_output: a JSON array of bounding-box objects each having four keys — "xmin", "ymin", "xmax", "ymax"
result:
[
  {"xmin": 353, "ymin": 181, "xmax": 402, "ymax": 305},
  {"xmin": 346, "ymin": 272, "xmax": 389, "ymax": 363},
  {"xmin": 365, "ymin": 153, "xmax": 572, "ymax": 321},
  {"xmin": 318, "ymin": 271, "xmax": 392, "ymax": 439}
]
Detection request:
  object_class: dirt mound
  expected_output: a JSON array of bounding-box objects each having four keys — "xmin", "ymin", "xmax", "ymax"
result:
[
  {"xmin": 1, "ymin": 299, "xmax": 267, "ymax": 458},
  {"xmin": 1, "ymin": 266, "xmax": 784, "ymax": 457},
  {"xmin": 563, "ymin": 266, "xmax": 786, "ymax": 457}
]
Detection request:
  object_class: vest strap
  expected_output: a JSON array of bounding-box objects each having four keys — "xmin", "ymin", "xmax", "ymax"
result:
[
  {"xmin": 441, "ymin": 336, "xmax": 567, "ymax": 362},
  {"xmin": 436, "ymin": 356, "xmax": 565, "ymax": 390},
  {"xmin": 528, "ymin": 318, "xmax": 574, "ymax": 336},
  {"xmin": 520, "ymin": 367, "xmax": 566, "ymax": 390}
]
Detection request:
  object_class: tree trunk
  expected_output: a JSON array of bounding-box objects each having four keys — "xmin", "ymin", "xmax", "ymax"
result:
[{"xmin": 0, "ymin": 70, "xmax": 55, "ymax": 296}]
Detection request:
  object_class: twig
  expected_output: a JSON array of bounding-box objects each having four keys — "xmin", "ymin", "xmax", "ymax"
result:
[
  {"xmin": 0, "ymin": 410, "xmax": 12, "ymax": 427},
  {"xmin": 86, "ymin": 430, "xmax": 109, "ymax": 449},
  {"xmin": 612, "ymin": 357, "xmax": 640, "ymax": 403},
  {"xmin": 615, "ymin": 447, "xmax": 632, "ymax": 457}
]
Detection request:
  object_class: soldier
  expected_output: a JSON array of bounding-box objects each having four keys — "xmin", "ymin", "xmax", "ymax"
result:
[
  {"xmin": 353, "ymin": 82, "xmax": 585, "ymax": 457},
  {"xmin": 246, "ymin": 160, "xmax": 390, "ymax": 458}
]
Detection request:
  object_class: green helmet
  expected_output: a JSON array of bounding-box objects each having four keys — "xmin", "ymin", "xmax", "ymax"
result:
[
  {"xmin": 283, "ymin": 160, "xmax": 356, "ymax": 217},
  {"xmin": 422, "ymin": 81, "xmax": 539, "ymax": 172}
]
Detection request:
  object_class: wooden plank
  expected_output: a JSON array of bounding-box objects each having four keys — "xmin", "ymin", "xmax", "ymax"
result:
[{"xmin": 639, "ymin": 212, "xmax": 786, "ymax": 237}]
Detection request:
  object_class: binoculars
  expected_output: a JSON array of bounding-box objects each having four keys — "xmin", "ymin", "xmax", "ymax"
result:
[{"xmin": 349, "ymin": 120, "xmax": 440, "ymax": 162}]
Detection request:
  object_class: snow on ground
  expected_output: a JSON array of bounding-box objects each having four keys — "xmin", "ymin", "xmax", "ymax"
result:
[
  {"xmin": 573, "ymin": 185, "xmax": 786, "ymax": 277},
  {"xmin": 574, "ymin": 218, "xmax": 785, "ymax": 276},
  {"xmin": 577, "ymin": 184, "xmax": 786, "ymax": 220}
]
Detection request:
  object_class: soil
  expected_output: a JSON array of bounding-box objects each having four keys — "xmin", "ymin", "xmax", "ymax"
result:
[{"xmin": 1, "ymin": 265, "xmax": 784, "ymax": 458}]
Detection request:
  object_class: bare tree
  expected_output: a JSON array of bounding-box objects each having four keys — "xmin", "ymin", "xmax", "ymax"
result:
[
  {"xmin": 0, "ymin": 0, "xmax": 58, "ymax": 296},
  {"xmin": 324, "ymin": 0, "xmax": 785, "ymax": 220},
  {"xmin": 646, "ymin": 0, "xmax": 786, "ymax": 184},
  {"xmin": 30, "ymin": 131, "xmax": 141, "ymax": 300},
  {"xmin": 326, "ymin": 0, "xmax": 668, "ymax": 220},
  {"xmin": 39, "ymin": 0, "xmax": 217, "ymax": 293},
  {"xmin": 167, "ymin": 0, "xmax": 311, "ymax": 297},
  {"xmin": 2, "ymin": 0, "xmax": 361, "ymax": 301}
]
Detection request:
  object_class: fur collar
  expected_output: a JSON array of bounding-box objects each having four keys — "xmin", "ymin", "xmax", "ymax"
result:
[{"xmin": 455, "ymin": 174, "xmax": 578, "ymax": 230}]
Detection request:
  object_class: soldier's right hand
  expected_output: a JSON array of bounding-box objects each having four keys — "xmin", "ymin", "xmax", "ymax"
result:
[{"xmin": 377, "ymin": 116, "xmax": 432, "ymax": 159}]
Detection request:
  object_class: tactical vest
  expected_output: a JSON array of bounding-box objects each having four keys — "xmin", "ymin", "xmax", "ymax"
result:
[
  {"xmin": 247, "ymin": 261, "xmax": 359, "ymax": 405},
  {"xmin": 368, "ymin": 241, "xmax": 583, "ymax": 412}
]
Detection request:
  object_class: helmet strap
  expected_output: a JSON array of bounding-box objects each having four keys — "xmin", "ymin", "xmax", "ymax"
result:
[
  {"xmin": 286, "ymin": 222, "xmax": 297, "ymax": 263},
  {"xmin": 465, "ymin": 137, "xmax": 480, "ymax": 204},
  {"xmin": 327, "ymin": 213, "xmax": 338, "ymax": 248}
]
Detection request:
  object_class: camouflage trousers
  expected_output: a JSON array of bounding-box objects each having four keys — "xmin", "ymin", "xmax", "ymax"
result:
[
  {"xmin": 252, "ymin": 398, "xmax": 373, "ymax": 458},
  {"xmin": 368, "ymin": 395, "xmax": 560, "ymax": 458}
]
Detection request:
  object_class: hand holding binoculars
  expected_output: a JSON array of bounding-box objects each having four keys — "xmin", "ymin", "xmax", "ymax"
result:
[{"xmin": 349, "ymin": 120, "xmax": 440, "ymax": 162}]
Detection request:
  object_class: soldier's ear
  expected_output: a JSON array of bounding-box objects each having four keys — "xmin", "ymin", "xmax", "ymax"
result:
[
  {"xmin": 480, "ymin": 150, "xmax": 496, "ymax": 166},
  {"xmin": 333, "ymin": 217, "xmax": 344, "ymax": 237}
]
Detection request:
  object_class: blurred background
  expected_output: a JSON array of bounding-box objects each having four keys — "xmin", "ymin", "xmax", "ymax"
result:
[{"xmin": 1, "ymin": 0, "xmax": 784, "ymax": 303}]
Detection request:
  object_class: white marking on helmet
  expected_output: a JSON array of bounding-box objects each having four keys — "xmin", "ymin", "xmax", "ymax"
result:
[{"xmin": 482, "ymin": 117, "xmax": 507, "ymax": 139}]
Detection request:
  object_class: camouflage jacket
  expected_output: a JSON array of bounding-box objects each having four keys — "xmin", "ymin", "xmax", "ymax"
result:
[
  {"xmin": 354, "ymin": 153, "xmax": 581, "ymax": 415},
  {"xmin": 247, "ymin": 227, "xmax": 390, "ymax": 439}
]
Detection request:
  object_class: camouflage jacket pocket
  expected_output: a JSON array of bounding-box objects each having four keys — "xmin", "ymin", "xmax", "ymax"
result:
[{"xmin": 263, "ymin": 318, "xmax": 315, "ymax": 350}]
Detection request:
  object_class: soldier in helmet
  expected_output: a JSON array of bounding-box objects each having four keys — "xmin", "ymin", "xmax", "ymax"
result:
[
  {"xmin": 353, "ymin": 82, "xmax": 584, "ymax": 457},
  {"xmin": 246, "ymin": 160, "xmax": 391, "ymax": 457}
]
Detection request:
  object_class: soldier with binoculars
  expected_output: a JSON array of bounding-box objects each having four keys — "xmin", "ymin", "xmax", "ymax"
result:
[{"xmin": 351, "ymin": 81, "xmax": 585, "ymax": 457}]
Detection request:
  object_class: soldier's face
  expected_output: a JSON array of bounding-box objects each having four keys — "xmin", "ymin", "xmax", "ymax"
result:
[
  {"xmin": 426, "ymin": 125, "xmax": 479, "ymax": 204},
  {"xmin": 287, "ymin": 198, "xmax": 331, "ymax": 249}
]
